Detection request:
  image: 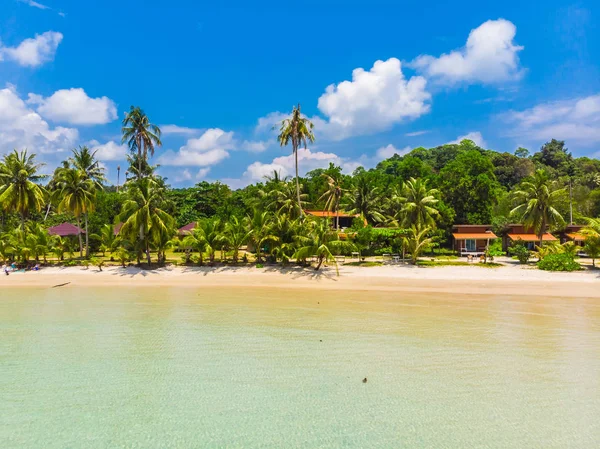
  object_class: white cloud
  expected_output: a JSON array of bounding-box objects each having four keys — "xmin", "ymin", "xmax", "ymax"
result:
[
  {"xmin": 158, "ymin": 128, "xmax": 234, "ymax": 167},
  {"xmin": 376, "ymin": 144, "xmax": 412, "ymax": 159},
  {"xmin": 241, "ymin": 140, "xmax": 269, "ymax": 153},
  {"xmin": 18, "ymin": 0, "xmax": 49, "ymax": 9},
  {"xmin": 88, "ymin": 140, "xmax": 127, "ymax": 161},
  {"xmin": 160, "ymin": 124, "xmax": 202, "ymax": 136},
  {"xmin": 28, "ymin": 88, "xmax": 117, "ymax": 125},
  {"xmin": 411, "ymin": 19, "xmax": 523, "ymax": 85},
  {"xmin": 447, "ymin": 131, "xmax": 487, "ymax": 147},
  {"xmin": 0, "ymin": 31, "xmax": 63, "ymax": 67},
  {"xmin": 405, "ymin": 130, "xmax": 429, "ymax": 137},
  {"xmin": 315, "ymin": 58, "xmax": 430, "ymax": 140},
  {"xmin": 501, "ymin": 94, "xmax": 600, "ymax": 145},
  {"xmin": 255, "ymin": 111, "xmax": 288, "ymax": 134},
  {"xmin": 0, "ymin": 86, "xmax": 78, "ymax": 156},
  {"xmin": 196, "ymin": 167, "xmax": 210, "ymax": 180}
]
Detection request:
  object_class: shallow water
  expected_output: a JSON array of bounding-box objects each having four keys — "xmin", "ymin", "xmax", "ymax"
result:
[{"xmin": 1, "ymin": 286, "xmax": 599, "ymax": 448}]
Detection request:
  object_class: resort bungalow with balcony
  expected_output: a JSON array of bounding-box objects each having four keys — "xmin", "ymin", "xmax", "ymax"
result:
[
  {"xmin": 505, "ymin": 224, "xmax": 557, "ymax": 250},
  {"xmin": 452, "ymin": 225, "xmax": 497, "ymax": 256},
  {"xmin": 304, "ymin": 210, "xmax": 363, "ymax": 230},
  {"xmin": 558, "ymin": 224, "xmax": 586, "ymax": 247}
]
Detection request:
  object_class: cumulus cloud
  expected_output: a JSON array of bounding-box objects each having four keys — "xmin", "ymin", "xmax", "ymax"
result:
[
  {"xmin": 28, "ymin": 88, "xmax": 117, "ymax": 125},
  {"xmin": 0, "ymin": 31, "xmax": 63, "ymax": 67},
  {"xmin": 0, "ymin": 86, "xmax": 78, "ymax": 156},
  {"xmin": 160, "ymin": 124, "xmax": 202, "ymax": 136},
  {"xmin": 500, "ymin": 94, "xmax": 600, "ymax": 145},
  {"xmin": 88, "ymin": 140, "xmax": 127, "ymax": 161},
  {"xmin": 158, "ymin": 128, "xmax": 234, "ymax": 167},
  {"xmin": 18, "ymin": 0, "xmax": 49, "ymax": 10},
  {"xmin": 376, "ymin": 144, "xmax": 412, "ymax": 159},
  {"xmin": 316, "ymin": 58, "xmax": 430, "ymax": 140},
  {"xmin": 241, "ymin": 140, "xmax": 269, "ymax": 153},
  {"xmin": 447, "ymin": 131, "xmax": 486, "ymax": 147},
  {"xmin": 410, "ymin": 19, "xmax": 523, "ymax": 85}
]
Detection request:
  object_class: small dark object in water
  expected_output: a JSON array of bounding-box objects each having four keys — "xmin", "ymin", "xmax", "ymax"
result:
[
  {"xmin": 51, "ymin": 282, "xmax": 70, "ymax": 288},
  {"xmin": 319, "ymin": 340, "xmax": 322, "ymax": 342},
  {"xmin": 362, "ymin": 377, "xmax": 367, "ymax": 383}
]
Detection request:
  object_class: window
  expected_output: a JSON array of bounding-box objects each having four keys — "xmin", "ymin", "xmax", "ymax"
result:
[{"xmin": 465, "ymin": 239, "xmax": 476, "ymax": 252}]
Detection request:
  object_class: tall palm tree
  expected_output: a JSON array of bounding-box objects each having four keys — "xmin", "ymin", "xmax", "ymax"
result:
[
  {"xmin": 121, "ymin": 106, "xmax": 162, "ymax": 180},
  {"xmin": 119, "ymin": 177, "xmax": 174, "ymax": 264},
  {"xmin": 0, "ymin": 150, "xmax": 46, "ymax": 230},
  {"xmin": 319, "ymin": 174, "xmax": 344, "ymax": 229},
  {"xmin": 55, "ymin": 168, "xmax": 96, "ymax": 257},
  {"xmin": 277, "ymin": 104, "xmax": 315, "ymax": 218},
  {"xmin": 511, "ymin": 170, "xmax": 566, "ymax": 246},
  {"xmin": 70, "ymin": 146, "xmax": 106, "ymax": 188},
  {"xmin": 345, "ymin": 176, "xmax": 385, "ymax": 225},
  {"xmin": 395, "ymin": 178, "xmax": 440, "ymax": 230}
]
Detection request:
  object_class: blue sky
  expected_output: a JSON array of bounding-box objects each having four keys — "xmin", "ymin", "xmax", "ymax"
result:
[{"xmin": 1, "ymin": 0, "xmax": 599, "ymax": 187}]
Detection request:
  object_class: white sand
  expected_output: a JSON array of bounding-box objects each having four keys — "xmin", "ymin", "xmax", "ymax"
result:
[{"xmin": 3, "ymin": 261, "xmax": 599, "ymax": 298}]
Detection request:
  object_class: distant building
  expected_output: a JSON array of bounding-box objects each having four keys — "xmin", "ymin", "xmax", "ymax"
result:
[
  {"xmin": 178, "ymin": 222, "xmax": 197, "ymax": 237},
  {"xmin": 558, "ymin": 224, "xmax": 585, "ymax": 247},
  {"xmin": 47, "ymin": 223, "xmax": 84, "ymax": 237},
  {"xmin": 452, "ymin": 225, "xmax": 497, "ymax": 256},
  {"xmin": 304, "ymin": 210, "xmax": 362, "ymax": 229},
  {"xmin": 505, "ymin": 224, "xmax": 557, "ymax": 250}
]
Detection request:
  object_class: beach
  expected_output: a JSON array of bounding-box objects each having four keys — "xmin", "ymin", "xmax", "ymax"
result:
[{"xmin": 3, "ymin": 262, "xmax": 600, "ymax": 298}]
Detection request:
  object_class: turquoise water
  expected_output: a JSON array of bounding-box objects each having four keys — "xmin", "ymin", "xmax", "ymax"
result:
[{"xmin": 1, "ymin": 286, "xmax": 599, "ymax": 448}]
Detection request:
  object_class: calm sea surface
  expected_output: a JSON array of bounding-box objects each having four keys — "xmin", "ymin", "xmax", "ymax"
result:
[{"xmin": 1, "ymin": 286, "xmax": 599, "ymax": 448}]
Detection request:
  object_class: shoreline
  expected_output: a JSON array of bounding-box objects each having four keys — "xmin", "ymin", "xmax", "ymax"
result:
[{"xmin": 2, "ymin": 263, "xmax": 600, "ymax": 298}]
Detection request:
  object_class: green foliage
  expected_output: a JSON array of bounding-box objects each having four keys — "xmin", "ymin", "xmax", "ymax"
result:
[
  {"xmin": 510, "ymin": 243, "xmax": 531, "ymax": 264},
  {"xmin": 487, "ymin": 239, "xmax": 504, "ymax": 257},
  {"xmin": 537, "ymin": 253, "xmax": 581, "ymax": 272}
]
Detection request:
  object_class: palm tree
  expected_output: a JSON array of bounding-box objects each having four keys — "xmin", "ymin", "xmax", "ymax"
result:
[
  {"xmin": 119, "ymin": 177, "xmax": 174, "ymax": 264},
  {"xmin": 293, "ymin": 219, "xmax": 355, "ymax": 274},
  {"xmin": 55, "ymin": 168, "xmax": 96, "ymax": 257},
  {"xmin": 270, "ymin": 213, "xmax": 302, "ymax": 265},
  {"xmin": 122, "ymin": 106, "xmax": 162, "ymax": 180},
  {"xmin": 345, "ymin": 176, "xmax": 385, "ymax": 225},
  {"xmin": 404, "ymin": 226, "xmax": 433, "ymax": 265},
  {"xmin": 248, "ymin": 210, "xmax": 278, "ymax": 263},
  {"xmin": 511, "ymin": 170, "xmax": 566, "ymax": 246},
  {"xmin": 0, "ymin": 150, "xmax": 46, "ymax": 230},
  {"xmin": 222, "ymin": 216, "xmax": 252, "ymax": 263},
  {"xmin": 396, "ymin": 178, "xmax": 439, "ymax": 230},
  {"xmin": 70, "ymin": 146, "xmax": 106, "ymax": 188},
  {"xmin": 319, "ymin": 174, "xmax": 344, "ymax": 230},
  {"xmin": 94, "ymin": 224, "xmax": 118, "ymax": 256},
  {"xmin": 277, "ymin": 104, "xmax": 315, "ymax": 218}
]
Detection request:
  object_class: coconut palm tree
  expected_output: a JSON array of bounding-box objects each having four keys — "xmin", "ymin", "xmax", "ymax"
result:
[
  {"xmin": 55, "ymin": 168, "xmax": 96, "ymax": 257},
  {"xmin": 293, "ymin": 218, "xmax": 355, "ymax": 274},
  {"xmin": 118, "ymin": 177, "xmax": 175, "ymax": 264},
  {"xmin": 0, "ymin": 150, "xmax": 46, "ymax": 230},
  {"xmin": 248, "ymin": 210, "xmax": 278, "ymax": 263},
  {"xmin": 396, "ymin": 178, "xmax": 440, "ymax": 230},
  {"xmin": 222, "ymin": 216, "xmax": 252, "ymax": 263},
  {"xmin": 70, "ymin": 146, "xmax": 106, "ymax": 188},
  {"xmin": 94, "ymin": 224, "xmax": 119, "ymax": 256},
  {"xmin": 277, "ymin": 104, "xmax": 315, "ymax": 218},
  {"xmin": 319, "ymin": 174, "xmax": 345, "ymax": 230},
  {"xmin": 121, "ymin": 106, "xmax": 162, "ymax": 180},
  {"xmin": 511, "ymin": 170, "xmax": 566, "ymax": 247},
  {"xmin": 404, "ymin": 226, "xmax": 433, "ymax": 265},
  {"xmin": 345, "ymin": 175, "xmax": 385, "ymax": 225}
]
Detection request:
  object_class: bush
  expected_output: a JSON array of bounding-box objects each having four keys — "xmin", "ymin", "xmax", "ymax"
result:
[
  {"xmin": 537, "ymin": 253, "xmax": 581, "ymax": 272},
  {"xmin": 487, "ymin": 239, "xmax": 504, "ymax": 257},
  {"xmin": 509, "ymin": 243, "xmax": 530, "ymax": 264}
]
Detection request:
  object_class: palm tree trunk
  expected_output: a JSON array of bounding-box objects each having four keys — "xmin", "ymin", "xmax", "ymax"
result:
[
  {"xmin": 77, "ymin": 217, "xmax": 83, "ymax": 257},
  {"xmin": 294, "ymin": 146, "xmax": 303, "ymax": 219},
  {"xmin": 84, "ymin": 213, "xmax": 89, "ymax": 258},
  {"xmin": 20, "ymin": 213, "xmax": 25, "ymax": 232},
  {"xmin": 315, "ymin": 255, "xmax": 324, "ymax": 271},
  {"xmin": 146, "ymin": 238, "xmax": 151, "ymax": 264},
  {"xmin": 137, "ymin": 136, "xmax": 143, "ymax": 180}
]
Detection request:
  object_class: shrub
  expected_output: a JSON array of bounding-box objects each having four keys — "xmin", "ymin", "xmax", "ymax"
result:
[
  {"xmin": 509, "ymin": 243, "xmax": 530, "ymax": 264},
  {"xmin": 537, "ymin": 253, "xmax": 581, "ymax": 272},
  {"xmin": 487, "ymin": 239, "xmax": 504, "ymax": 257}
]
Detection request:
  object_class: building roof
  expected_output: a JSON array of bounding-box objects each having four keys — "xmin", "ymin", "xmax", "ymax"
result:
[
  {"xmin": 48, "ymin": 223, "xmax": 85, "ymax": 236},
  {"xmin": 114, "ymin": 222, "xmax": 123, "ymax": 235},
  {"xmin": 178, "ymin": 222, "xmax": 197, "ymax": 236},
  {"xmin": 452, "ymin": 224, "xmax": 493, "ymax": 228},
  {"xmin": 305, "ymin": 210, "xmax": 359, "ymax": 218},
  {"xmin": 566, "ymin": 233, "xmax": 585, "ymax": 242},
  {"xmin": 452, "ymin": 232, "xmax": 498, "ymax": 239},
  {"xmin": 508, "ymin": 233, "xmax": 557, "ymax": 242}
]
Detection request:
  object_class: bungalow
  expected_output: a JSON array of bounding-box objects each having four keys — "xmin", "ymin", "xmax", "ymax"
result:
[
  {"xmin": 452, "ymin": 225, "xmax": 497, "ymax": 256},
  {"xmin": 178, "ymin": 222, "xmax": 197, "ymax": 237},
  {"xmin": 505, "ymin": 224, "xmax": 557, "ymax": 250},
  {"xmin": 304, "ymin": 210, "xmax": 363, "ymax": 230},
  {"xmin": 48, "ymin": 222, "xmax": 85, "ymax": 237},
  {"xmin": 559, "ymin": 224, "xmax": 585, "ymax": 247}
]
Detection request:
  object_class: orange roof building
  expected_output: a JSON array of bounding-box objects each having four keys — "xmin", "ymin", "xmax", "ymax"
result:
[
  {"xmin": 505, "ymin": 224, "xmax": 557, "ymax": 250},
  {"xmin": 452, "ymin": 225, "xmax": 497, "ymax": 256},
  {"xmin": 304, "ymin": 210, "xmax": 362, "ymax": 229}
]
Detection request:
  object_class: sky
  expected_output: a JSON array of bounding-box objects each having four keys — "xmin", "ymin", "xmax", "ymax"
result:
[{"xmin": 1, "ymin": 0, "xmax": 599, "ymax": 188}]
